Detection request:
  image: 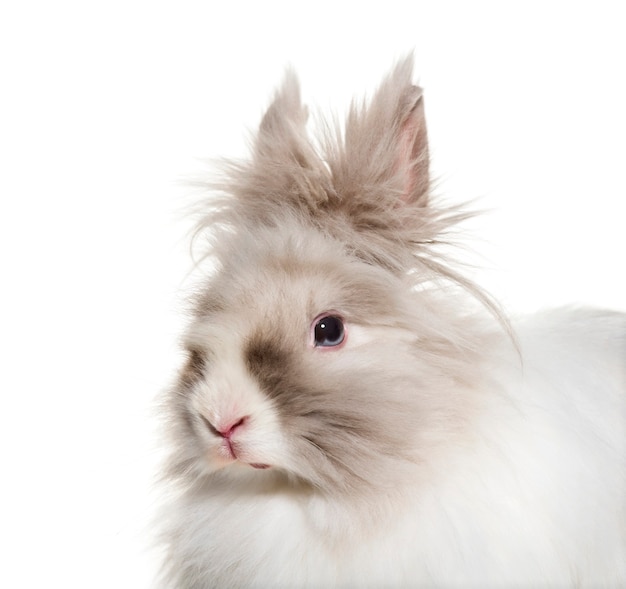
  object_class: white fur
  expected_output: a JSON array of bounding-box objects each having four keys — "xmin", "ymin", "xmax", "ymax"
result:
[
  {"xmin": 157, "ymin": 57, "xmax": 626, "ymax": 588},
  {"xmin": 160, "ymin": 309, "xmax": 625, "ymax": 588}
]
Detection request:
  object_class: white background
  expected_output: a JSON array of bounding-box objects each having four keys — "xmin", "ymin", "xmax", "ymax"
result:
[{"xmin": 1, "ymin": 2, "xmax": 624, "ymax": 587}]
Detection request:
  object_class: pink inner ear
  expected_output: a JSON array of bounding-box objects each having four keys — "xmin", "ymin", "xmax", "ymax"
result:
[
  {"xmin": 395, "ymin": 95, "xmax": 428, "ymax": 206},
  {"xmin": 398, "ymin": 116, "xmax": 420, "ymax": 203}
]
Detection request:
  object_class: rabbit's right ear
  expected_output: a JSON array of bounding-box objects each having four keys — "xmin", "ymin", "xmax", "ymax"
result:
[
  {"xmin": 333, "ymin": 56, "xmax": 430, "ymax": 210},
  {"xmin": 246, "ymin": 70, "xmax": 333, "ymax": 210},
  {"xmin": 394, "ymin": 85, "xmax": 429, "ymax": 206},
  {"xmin": 254, "ymin": 69, "xmax": 311, "ymax": 165}
]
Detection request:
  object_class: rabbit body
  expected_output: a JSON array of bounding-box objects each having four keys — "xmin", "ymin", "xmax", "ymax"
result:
[{"xmin": 158, "ymin": 59, "xmax": 626, "ymax": 588}]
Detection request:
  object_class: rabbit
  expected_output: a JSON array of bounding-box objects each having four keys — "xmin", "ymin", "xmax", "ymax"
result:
[{"xmin": 156, "ymin": 56, "xmax": 626, "ymax": 588}]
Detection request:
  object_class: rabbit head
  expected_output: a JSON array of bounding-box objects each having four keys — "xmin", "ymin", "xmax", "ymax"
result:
[{"xmin": 165, "ymin": 57, "xmax": 488, "ymax": 499}]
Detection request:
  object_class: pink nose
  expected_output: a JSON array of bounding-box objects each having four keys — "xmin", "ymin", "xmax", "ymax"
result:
[
  {"xmin": 217, "ymin": 416, "xmax": 247, "ymax": 439},
  {"xmin": 201, "ymin": 415, "xmax": 248, "ymax": 439}
]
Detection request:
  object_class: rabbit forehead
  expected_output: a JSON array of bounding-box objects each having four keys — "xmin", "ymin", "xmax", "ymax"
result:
[{"xmin": 201, "ymin": 224, "xmax": 409, "ymax": 328}]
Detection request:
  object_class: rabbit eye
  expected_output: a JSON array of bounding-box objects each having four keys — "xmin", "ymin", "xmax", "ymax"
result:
[{"xmin": 313, "ymin": 315, "xmax": 345, "ymax": 348}]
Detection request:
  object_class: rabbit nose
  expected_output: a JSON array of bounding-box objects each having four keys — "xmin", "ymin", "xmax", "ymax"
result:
[
  {"xmin": 202, "ymin": 415, "xmax": 248, "ymax": 439},
  {"xmin": 218, "ymin": 416, "xmax": 247, "ymax": 439}
]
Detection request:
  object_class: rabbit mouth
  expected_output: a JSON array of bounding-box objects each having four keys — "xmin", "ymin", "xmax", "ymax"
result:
[
  {"xmin": 219, "ymin": 437, "xmax": 237, "ymax": 461},
  {"xmin": 199, "ymin": 413, "xmax": 274, "ymax": 471},
  {"xmin": 217, "ymin": 439, "xmax": 272, "ymax": 470}
]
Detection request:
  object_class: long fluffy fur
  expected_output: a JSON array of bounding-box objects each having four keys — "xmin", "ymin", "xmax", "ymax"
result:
[{"xmin": 157, "ymin": 56, "xmax": 626, "ymax": 588}]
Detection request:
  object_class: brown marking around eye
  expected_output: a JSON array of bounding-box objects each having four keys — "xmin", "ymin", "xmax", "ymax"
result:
[
  {"xmin": 179, "ymin": 348, "xmax": 207, "ymax": 388},
  {"xmin": 244, "ymin": 335, "xmax": 292, "ymax": 403}
]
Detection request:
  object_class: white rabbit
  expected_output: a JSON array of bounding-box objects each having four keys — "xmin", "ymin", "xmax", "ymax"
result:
[{"xmin": 157, "ymin": 57, "xmax": 626, "ymax": 588}]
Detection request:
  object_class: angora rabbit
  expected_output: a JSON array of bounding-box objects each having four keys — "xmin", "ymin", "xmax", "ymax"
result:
[{"xmin": 158, "ymin": 57, "xmax": 626, "ymax": 588}]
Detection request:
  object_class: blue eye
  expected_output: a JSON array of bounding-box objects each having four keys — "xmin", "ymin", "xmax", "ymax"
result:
[{"xmin": 314, "ymin": 315, "xmax": 345, "ymax": 347}]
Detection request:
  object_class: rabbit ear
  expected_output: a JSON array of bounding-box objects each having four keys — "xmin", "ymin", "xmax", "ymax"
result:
[
  {"xmin": 333, "ymin": 56, "xmax": 429, "ymax": 208},
  {"xmin": 207, "ymin": 57, "xmax": 434, "ymax": 270},
  {"xmin": 255, "ymin": 69, "xmax": 310, "ymax": 163},
  {"xmin": 243, "ymin": 69, "xmax": 333, "ymax": 210},
  {"xmin": 395, "ymin": 85, "xmax": 429, "ymax": 205}
]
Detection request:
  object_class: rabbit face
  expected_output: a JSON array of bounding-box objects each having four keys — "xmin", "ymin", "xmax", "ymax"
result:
[
  {"xmin": 169, "ymin": 223, "xmax": 477, "ymax": 496},
  {"xmin": 163, "ymin": 58, "xmax": 489, "ymax": 498}
]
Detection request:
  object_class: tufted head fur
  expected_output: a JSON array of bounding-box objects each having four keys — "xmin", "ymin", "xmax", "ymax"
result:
[
  {"xmin": 163, "ymin": 55, "xmax": 497, "ymax": 502},
  {"xmin": 157, "ymin": 55, "xmax": 626, "ymax": 589}
]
